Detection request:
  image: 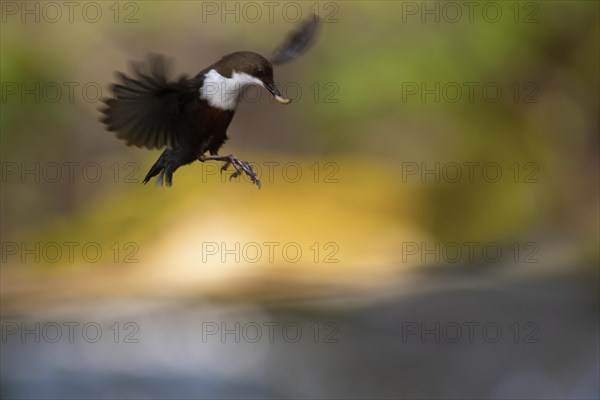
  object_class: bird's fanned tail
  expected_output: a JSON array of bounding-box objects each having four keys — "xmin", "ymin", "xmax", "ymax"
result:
[{"xmin": 143, "ymin": 149, "xmax": 177, "ymax": 187}]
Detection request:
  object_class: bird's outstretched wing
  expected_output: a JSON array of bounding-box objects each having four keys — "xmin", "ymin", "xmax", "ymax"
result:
[
  {"xmin": 270, "ymin": 14, "xmax": 320, "ymax": 65},
  {"xmin": 100, "ymin": 54, "xmax": 202, "ymax": 149}
]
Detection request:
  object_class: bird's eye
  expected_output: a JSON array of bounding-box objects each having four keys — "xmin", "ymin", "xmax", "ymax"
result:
[{"xmin": 257, "ymin": 67, "xmax": 263, "ymax": 74}]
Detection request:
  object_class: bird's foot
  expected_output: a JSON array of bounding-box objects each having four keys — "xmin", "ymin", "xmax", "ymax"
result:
[{"xmin": 198, "ymin": 154, "xmax": 261, "ymax": 189}]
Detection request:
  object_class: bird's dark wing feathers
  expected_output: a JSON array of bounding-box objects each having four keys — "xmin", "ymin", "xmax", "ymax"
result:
[
  {"xmin": 100, "ymin": 54, "xmax": 202, "ymax": 149},
  {"xmin": 270, "ymin": 14, "xmax": 320, "ymax": 65}
]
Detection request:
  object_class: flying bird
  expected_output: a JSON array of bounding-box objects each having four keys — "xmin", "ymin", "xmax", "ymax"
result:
[{"xmin": 100, "ymin": 15, "xmax": 320, "ymax": 188}]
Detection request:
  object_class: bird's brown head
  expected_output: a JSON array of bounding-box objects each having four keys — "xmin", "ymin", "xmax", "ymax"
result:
[{"xmin": 212, "ymin": 51, "xmax": 290, "ymax": 104}]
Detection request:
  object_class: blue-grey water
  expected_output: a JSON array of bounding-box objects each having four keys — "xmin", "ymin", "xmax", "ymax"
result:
[{"xmin": 1, "ymin": 263, "xmax": 598, "ymax": 399}]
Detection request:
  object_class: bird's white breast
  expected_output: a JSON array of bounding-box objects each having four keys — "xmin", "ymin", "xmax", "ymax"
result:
[{"xmin": 199, "ymin": 69, "xmax": 263, "ymax": 111}]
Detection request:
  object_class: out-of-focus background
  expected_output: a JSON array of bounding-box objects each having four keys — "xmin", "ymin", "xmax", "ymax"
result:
[{"xmin": 1, "ymin": 1, "xmax": 598, "ymax": 399}]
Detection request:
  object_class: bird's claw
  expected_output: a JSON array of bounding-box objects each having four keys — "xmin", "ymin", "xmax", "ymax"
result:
[
  {"xmin": 227, "ymin": 157, "xmax": 261, "ymax": 188},
  {"xmin": 200, "ymin": 154, "xmax": 261, "ymax": 188}
]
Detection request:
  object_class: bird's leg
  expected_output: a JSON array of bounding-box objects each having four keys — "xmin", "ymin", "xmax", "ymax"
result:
[{"xmin": 198, "ymin": 154, "xmax": 261, "ymax": 188}]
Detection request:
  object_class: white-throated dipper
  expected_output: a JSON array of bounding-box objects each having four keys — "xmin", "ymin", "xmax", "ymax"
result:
[{"xmin": 100, "ymin": 15, "xmax": 320, "ymax": 188}]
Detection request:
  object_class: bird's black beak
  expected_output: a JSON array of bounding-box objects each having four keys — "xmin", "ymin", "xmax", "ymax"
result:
[{"xmin": 264, "ymin": 81, "xmax": 291, "ymax": 104}]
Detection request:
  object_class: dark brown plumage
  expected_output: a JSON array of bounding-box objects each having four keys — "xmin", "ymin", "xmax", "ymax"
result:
[{"xmin": 100, "ymin": 15, "xmax": 320, "ymax": 187}]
